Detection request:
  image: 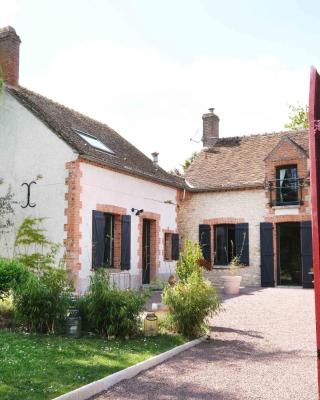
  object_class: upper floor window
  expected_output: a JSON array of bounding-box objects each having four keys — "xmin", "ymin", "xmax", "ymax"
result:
[{"xmin": 276, "ymin": 165, "xmax": 299, "ymax": 205}]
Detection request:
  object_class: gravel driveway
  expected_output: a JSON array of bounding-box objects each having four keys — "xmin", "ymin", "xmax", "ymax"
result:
[{"xmin": 93, "ymin": 287, "xmax": 317, "ymax": 400}]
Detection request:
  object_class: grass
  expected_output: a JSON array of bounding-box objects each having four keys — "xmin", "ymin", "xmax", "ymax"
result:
[{"xmin": 0, "ymin": 330, "xmax": 186, "ymax": 400}]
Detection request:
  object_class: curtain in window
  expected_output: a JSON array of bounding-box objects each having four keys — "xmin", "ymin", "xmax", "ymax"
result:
[
  {"xmin": 290, "ymin": 167, "xmax": 298, "ymax": 191},
  {"xmin": 279, "ymin": 168, "xmax": 286, "ymax": 203}
]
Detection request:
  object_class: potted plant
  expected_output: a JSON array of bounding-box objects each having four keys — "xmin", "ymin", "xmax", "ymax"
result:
[
  {"xmin": 222, "ymin": 254, "xmax": 242, "ymax": 295},
  {"xmin": 222, "ymin": 234, "xmax": 246, "ymax": 295}
]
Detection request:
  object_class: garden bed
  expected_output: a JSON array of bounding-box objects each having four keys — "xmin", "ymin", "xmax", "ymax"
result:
[{"xmin": 0, "ymin": 331, "xmax": 185, "ymax": 400}]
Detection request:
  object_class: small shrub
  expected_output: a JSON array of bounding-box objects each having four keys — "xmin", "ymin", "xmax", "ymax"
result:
[
  {"xmin": 13, "ymin": 268, "xmax": 72, "ymax": 333},
  {"xmin": 175, "ymin": 240, "xmax": 202, "ymax": 282},
  {"xmin": 0, "ymin": 258, "xmax": 30, "ymax": 299},
  {"xmin": 0, "ymin": 295, "xmax": 14, "ymax": 319},
  {"xmin": 80, "ymin": 269, "xmax": 149, "ymax": 337},
  {"xmin": 163, "ymin": 241, "xmax": 220, "ymax": 337},
  {"xmin": 163, "ymin": 272, "xmax": 220, "ymax": 337}
]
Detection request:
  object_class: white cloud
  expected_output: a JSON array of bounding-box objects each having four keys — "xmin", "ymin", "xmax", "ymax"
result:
[
  {"xmin": 22, "ymin": 40, "xmax": 309, "ymax": 170},
  {"xmin": 0, "ymin": 0, "xmax": 19, "ymax": 26}
]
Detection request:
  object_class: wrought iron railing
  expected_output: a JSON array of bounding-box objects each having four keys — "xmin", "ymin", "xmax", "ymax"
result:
[{"xmin": 267, "ymin": 178, "xmax": 306, "ymax": 207}]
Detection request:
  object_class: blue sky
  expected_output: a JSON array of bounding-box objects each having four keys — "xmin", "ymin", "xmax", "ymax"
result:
[{"xmin": 1, "ymin": 0, "xmax": 317, "ymax": 168}]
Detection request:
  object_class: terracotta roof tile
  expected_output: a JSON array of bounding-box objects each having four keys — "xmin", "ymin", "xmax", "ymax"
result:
[
  {"xmin": 186, "ymin": 130, "xmax": 309, "ymax": 190},
  {"xmin": 7, "ymin": 85, "xmax": 184, "ymax": 188}
]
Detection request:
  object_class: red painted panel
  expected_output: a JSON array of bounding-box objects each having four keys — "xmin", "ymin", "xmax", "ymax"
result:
[{"xmin": 309, "ymin": 66, "xmax": 320, "ymax": 396}]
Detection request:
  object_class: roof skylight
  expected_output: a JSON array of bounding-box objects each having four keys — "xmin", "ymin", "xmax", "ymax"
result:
[{"xmin": 73, "ymin": 128, "xmax": 114, "ymax": 154}]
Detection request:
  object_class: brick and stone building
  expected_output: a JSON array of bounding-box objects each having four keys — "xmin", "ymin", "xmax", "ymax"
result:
[{"xmin": 180, "ymin": 109, "xmax": 312, "ymax": 288}]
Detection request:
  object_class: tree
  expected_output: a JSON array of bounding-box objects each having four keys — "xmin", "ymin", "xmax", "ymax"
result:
[
  {"xmin": 0, "ymin": 179, "xmax": 15, "ymax": 235},
  {"xmin": 169, "ymin": 151, "xmax": 199, "ymax": 176},
  {"xmin": 182, "ymin": 151, "xmax": 198, "ymax": 172},
  {"xmin": 285, "ymin": 104, "xmax": 309, "ymax": 130}
]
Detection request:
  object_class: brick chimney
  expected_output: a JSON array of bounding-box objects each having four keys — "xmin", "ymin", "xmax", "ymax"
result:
[
  {"xmin": 0, "ymin": 26, "xmax": 21, "ymax": 86},
  {"xmin": 202, "ymin": 108, "xmax": 219, "ymax": 148}
]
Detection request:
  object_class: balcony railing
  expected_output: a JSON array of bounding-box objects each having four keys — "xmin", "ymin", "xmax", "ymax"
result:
[{"xmin": 267, "ymin": 178, "xmax": 306, "ymax": 207}]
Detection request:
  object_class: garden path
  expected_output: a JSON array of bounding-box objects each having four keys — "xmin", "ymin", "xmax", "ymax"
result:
[{"xmin": 93, "ymin": 287, "xmax": 317, "ymax": 400}]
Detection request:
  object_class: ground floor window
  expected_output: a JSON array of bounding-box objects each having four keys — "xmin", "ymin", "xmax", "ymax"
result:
[
  {"xmin": 164, "ymin": 232, "xmax": 180, "ymax": 261},
  {"xmin": 104, "ymin": 214, "xmax": 115, "ymax": 267},
  {"xmin": 215, "ymin": 224, "xmax": 235, "ymax": 265},
  {"xmin": 92, "ymin": 210, "xmax": 131, "ymax": 270},
  {"xmin": 199, "ymin": 222, "xmax": 249, "ymax": 266}
]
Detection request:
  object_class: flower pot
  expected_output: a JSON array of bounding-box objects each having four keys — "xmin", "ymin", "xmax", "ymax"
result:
[{"xmin": 222, "ymin": 275, "xmax": 242, "ymax": 295}]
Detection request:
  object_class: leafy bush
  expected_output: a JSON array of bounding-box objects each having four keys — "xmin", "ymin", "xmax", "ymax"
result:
[
  {"xmin": 80, "ymin": 269, "xmax": 149, "ymax": 337},
  {"xmin": 0, "ymin": 295, "xmax": 14, "ymax": 319},
  {"xmin": 163, "ymin": 272, "xmax": 220, "ymax": 337},
  {"xmin": 175, "ymin": 240, "xmax": 202, "ymax": 282},
  {"xmin": 0, "ymin": 258, "xmax": 31, "ymax": 299},
  {"xmin": 14, "ymin": 217, "xmax": 60, "ymax": 271},
  {"xmin": 13, "ymin": 268, "xmax": 72, "ymax": 333},
  {"xmin": 163, "ymin": 241, "xmax": 220, "ymax": 337}
]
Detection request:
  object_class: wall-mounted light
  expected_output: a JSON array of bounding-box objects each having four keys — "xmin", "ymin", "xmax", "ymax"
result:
[{"xmin": 131, "ymin": 208, "xmax": 144, "ymax": 216}]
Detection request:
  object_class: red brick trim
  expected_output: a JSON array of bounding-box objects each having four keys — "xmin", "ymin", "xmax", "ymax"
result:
[
  {"xmin": 137, "ymin": 212, "xmax": 160, "ymax": 281},
  {"xmin": 162, "ymin": 228, "xmax": 178, "ymax": 260},
  {"xmin": 203, "ymin": 218, "xmax": 245, "ymax": 263},
  {"xmin": 203, "ymin": 217, "xmax": 245, "ymax": 225},
  {"xmin": 264, "ymin": 214, "xmax": 310, "ymax": 223},
  {"xmin": 96, "ymin": 204, "xmax": 127, "ymax": 269},
  {"xmin": 64, "ymin": 160, "xmax": 82, "ymax": 290},
  {"xmin": 265, "ymin": 214, "xmax": 312, "ymax": 285},
  {"xmin": 96, "ymin": 204, "xmax": 127, "ymax": 215},
  {"xmin": 264, "ymin": 142, "xmax": 310, "ymax": 216}
]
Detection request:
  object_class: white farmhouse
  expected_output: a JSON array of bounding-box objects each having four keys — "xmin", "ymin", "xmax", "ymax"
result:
[{"xmin": 0, "ymin": 27, "xmax": 182, "ymax": 292}]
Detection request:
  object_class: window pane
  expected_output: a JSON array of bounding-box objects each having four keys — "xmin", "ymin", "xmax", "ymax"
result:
[
  {"xmin": 276, "ymin": 165, "xmax": 298, "ymax": 204},
  {"xmin": 227, "ymin": 225, "xmax": 236, "ymax": 262},
  {"xmin": 164, "ymin": 233, "xmax": 172, "ymax": 260},
  {"xmin": 104, "ymin": 214, "xmax": 114, "ymax": 267},
  {"xmin": 73, "ymin": 128, "xmax": 115, "ymax": 154},
  {"xmin": 215, "ymin": 225, "xmax": 227, "ymax": 265}
]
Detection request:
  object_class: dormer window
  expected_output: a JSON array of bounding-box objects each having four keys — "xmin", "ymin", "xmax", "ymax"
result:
[{"xmin": 276, "ymin": 165, "xmax": 299, "ymax": 205}]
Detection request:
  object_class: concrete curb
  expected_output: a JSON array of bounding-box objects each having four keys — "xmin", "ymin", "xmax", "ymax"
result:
[{"xmin": 53, "ymin": 336, "xmax": 206, "ymax": 400}]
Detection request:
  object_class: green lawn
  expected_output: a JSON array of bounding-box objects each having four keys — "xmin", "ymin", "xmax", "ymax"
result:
[{"xmin": 0, "ymin": 331, "xmax": 185, "ymax": 400}]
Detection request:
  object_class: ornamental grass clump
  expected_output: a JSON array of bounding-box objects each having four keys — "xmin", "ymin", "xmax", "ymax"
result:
[
  {"xmin": 13, "ymin": 267, "xmax": 72, "ymax": 334},
  {"xmin": 0, "ymin": 258, "xmax": 31, "ymax": 299},
  {"xmin": 79, "ymin": 269, "xmax": 150, "ymax": 338},
  {"xmin": 163, "ymin": 240, "xmax": 220, "ymax": 337}
]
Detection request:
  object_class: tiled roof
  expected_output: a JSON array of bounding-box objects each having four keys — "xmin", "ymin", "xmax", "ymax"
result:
[
  {"xmin": 186, "ymin": 130, "xmax": 309, "ymax": 191},
  {"xmin": 7, "ymin": 85, "xmax": 184, "ymax": 188}
]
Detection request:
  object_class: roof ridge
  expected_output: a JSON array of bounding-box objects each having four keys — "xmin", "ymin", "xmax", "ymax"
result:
[{"xmin": 216, "ymin": 129, "xmax": 308, "ymax": 142}]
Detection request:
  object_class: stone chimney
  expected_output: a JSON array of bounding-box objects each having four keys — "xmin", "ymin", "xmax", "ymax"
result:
[
  {"xmin": 151, "ymin": 152, "xmax": 159, "ymax": 166},
  {"xmin": 0, "ymin": 26, "xmax": 21, "ymax": 86},
  {"xmin": 202, "ymin": 108, "xmax": 219, "ymax": 148}
]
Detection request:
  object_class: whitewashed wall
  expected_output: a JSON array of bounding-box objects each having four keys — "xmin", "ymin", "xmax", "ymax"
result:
[
  {"xmin": 179, "ymin": 189, "xmax": 266, "ymax": 286},
  {"xmin": 0, "ymin": 90, "xmax": 77, "ymax": 259},
  {"xmin": 79, "ymin": 162, "xmax": 178, "ymax": 291}
]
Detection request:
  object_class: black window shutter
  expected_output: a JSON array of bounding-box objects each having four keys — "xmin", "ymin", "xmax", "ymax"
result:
[
  {"xmin": 235, "ymin": 223, "xmax": 249, "ymax": 265},
  {"xmin": 199, "ymin": 224, "xmax": 211, "ymax": 261},
  {"xmin": 92, "ymin": 210, "xmax": 106, "ymax": 269},
  {"xmin": 301, "ymin": 221, "xmax": 313, "ymax": 289},
  {"xmin": 121, "ymin": 215, "xmax": 131, "ymax": 270},
  {"xmin": 171, "ymin": 233, "xmax": 180, "ymax": 260},
  {"xmin": 260, "ymin": 222, "xmax": 275, "ymax": 287}
]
